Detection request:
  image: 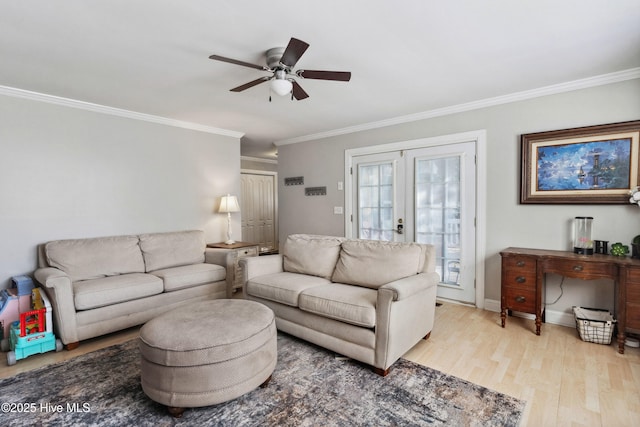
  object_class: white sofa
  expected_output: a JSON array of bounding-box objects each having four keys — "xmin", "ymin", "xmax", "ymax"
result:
[
  {"xmin": 34, "ymin": 230, "xmax": 235, "ymax": 349},
  {"xmin": 240, "ymin": 234, "xmax": 439, "ymax": 375}
]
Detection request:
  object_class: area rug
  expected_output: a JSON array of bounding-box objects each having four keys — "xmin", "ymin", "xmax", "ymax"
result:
[{"xmin": 0, "ymin": 333, "xmax": 524, "ymax": 426}]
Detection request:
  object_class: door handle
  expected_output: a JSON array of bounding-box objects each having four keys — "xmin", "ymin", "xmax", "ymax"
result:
[{"xmin": 394, "ymin": 218, "xmax": 404, "ymax": 234}]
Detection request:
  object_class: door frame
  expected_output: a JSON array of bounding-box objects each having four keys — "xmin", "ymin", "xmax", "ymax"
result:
[{"xmin": 344, "ymin": 130, "xmax": 487, "ymax": 309}]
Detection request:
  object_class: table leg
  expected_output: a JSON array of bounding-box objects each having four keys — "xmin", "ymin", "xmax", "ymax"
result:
[{"xmin": 617, "ymin": 332, "xmax": 626, "ymax": 354}]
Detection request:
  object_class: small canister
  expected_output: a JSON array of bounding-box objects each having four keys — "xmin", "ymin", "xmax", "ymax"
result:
[{"xmin": 573, "ymin": 216, "xmax": 593, "ymax": 255}]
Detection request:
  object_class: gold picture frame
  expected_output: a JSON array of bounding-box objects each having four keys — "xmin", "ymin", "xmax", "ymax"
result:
[{"xmin": 520, "ymin": 120, "xmax": 640, "ymax": 204}]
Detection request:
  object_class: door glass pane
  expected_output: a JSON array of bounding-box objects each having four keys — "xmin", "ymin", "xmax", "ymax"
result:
[
  {"xmin": 358, "ymin": 163, "xmax": 394, "ymax": 240},
  {"xmin": 415, "ymin": 156, "xmax": 461, "ymax": 285}
]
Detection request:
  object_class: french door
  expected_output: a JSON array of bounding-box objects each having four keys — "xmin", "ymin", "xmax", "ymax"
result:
[{"xmin": 350, "ymin": 141, "xmax": 477, "ymax": 305}]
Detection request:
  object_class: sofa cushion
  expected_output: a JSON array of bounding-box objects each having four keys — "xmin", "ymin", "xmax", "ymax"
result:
[
  {"xmin": 245, "ymin": 272, "xmax": 331, "ymax": 307},
  {"xmin": 299, "ymin": 283, "xmax": 377, "ymax": 328},
  {"xmin": 139, "ymin": 230, "xmax": 205, "ymax": 272},
  {"xmin": 73, "ymin": 273, "xmax": 163, "ymax": 310},
  {"xmin": 283, "ymin": 234, "xmax": 344, "ymax": 279},
  {"xmin": 151, "ymin": 263, "xmax": 226, "ymax": 292},
  {"xmin": 332, "ymin": 240, "xmax": 423, "ymax": 289},
  {"xmin": 45, "ymin": 235, "xmax": 145, "ymax": 282}
]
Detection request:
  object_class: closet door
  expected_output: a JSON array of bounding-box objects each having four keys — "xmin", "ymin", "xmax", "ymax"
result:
[{"xmin": 241, "ymin": 172, "xmax": 277, "ymax": 251}]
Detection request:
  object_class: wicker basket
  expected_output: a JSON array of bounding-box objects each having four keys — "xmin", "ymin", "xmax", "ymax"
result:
[{"xmin": 573, "ymin": 306, "xmax": 616, "ymax": 345}]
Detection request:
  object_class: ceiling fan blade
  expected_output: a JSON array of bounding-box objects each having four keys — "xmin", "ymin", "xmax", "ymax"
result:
[
  {"xmin": 297, "ymin": 70, "xmax": 351, "ymax": 81},
  {"xmin": 280, "ymin": 38, "xmax": 309, "ymax": 68},
  {"xmin": 209, "ymin": 54, "xmax": 268, "ymax": 71},
  {"xmin": 230, "ymin": 76, "xmax": 271, "ymax": 92},
  {"xmin": 291, "ymin": 80, "xmax": 309, "ymax": 100}
]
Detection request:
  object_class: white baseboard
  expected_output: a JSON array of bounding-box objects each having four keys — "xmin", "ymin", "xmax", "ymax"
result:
[{"xmin": 484, "ymin": 299, "xmax": 576, "ymax": 329}]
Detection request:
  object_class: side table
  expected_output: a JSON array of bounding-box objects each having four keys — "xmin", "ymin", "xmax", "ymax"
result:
[{"xmin": 207, "ymin": 242, "xmax": 259, "ymax": 293}]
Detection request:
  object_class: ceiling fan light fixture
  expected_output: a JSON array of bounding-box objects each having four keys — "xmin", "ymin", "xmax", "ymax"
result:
[{"xmin": 270, "ymin": 78, "xmax": 293, "ymax": 96}]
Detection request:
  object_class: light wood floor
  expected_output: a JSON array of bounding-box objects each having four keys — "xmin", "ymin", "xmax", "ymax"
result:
[
  {"xmin": 2, "ymin": 302, "xmax": 639, "ymax": 426},
  {"xmin": 405, "ymin": 303, "xmax": 640, "ymax": 427}
]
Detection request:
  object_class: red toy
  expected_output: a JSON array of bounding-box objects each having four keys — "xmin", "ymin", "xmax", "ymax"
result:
[{"xmin": 6, "ymin": 288, "xmax": 62, "ymax": 365}]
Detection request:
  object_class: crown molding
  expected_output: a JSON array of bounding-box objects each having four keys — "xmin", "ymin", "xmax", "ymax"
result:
[
  {"xmin": 0, "ymin": 85, "xmax": 245, "ymax": 139},
  {"xmin": 274, "ymin": 67, "xmax": 640, "ymax": 146},
  {"xmin": 241, "ymin": 155, "xmax": 278, "ymax": 164}
]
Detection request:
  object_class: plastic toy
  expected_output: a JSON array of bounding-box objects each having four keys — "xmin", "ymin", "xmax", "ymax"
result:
[
  {"xmin": 0, "ymin": 275, "xmax": 34, "ymax": 351},
  {"xmin": 6, "ymin": 288, "xmax": 62, "ymax": 366}
]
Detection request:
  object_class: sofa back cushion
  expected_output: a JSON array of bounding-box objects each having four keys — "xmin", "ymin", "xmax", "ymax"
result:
[
  {"xmin": 139, "ymin": 230, "xmax": 205, "ymax": 272},
  {"xmin": 331, "ymin": 239, "xmax": 425, "ymax": 289},
  {"xmin": 45, "ymin": 235, "xmax": 145, "ymax": 282},
  {"xmin": 283, "ymin": 234, "xmax": 345, "ymax": 279}
]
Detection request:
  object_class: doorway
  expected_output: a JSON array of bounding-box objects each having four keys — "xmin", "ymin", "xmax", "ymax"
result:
[
  {"xmin": 240, "ymin": 171, "xmax": 278, "ymax": 252},
  {"xmin": 345, "ymin": 131, "xmax": 486, "ymax": 307}
]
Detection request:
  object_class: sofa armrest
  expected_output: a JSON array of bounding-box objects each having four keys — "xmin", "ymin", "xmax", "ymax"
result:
[
  {"xmin": 375, "ymin": 271, "xmax": 439, "ymax": 370},
  {"xmin": 34, "ymin": 267, "xmax": 79, "ymax": 345},
  {"xmin": 204, "ymin": 247, "xmax": 237, "ymax": 267},
  {"xmin": 239, "ymin": 254, "xmax": 283, "ymax": 284},
  {"xmin": 378, "ymin": 272, "xmax": 439, "ymax": 301}
]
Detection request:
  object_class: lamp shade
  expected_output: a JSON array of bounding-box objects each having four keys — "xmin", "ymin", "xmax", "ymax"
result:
[
  {"xmin": 218, "ymin": 194, "xmax": 240, "ymax": 213},
  {"xmin": 270, "ymin": 78, "xmax": 293, "ymax": 96}
]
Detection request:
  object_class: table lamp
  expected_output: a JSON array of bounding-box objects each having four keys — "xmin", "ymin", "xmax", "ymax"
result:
[{"xmin": 218, "ymin": 194, "xmax": 240, "ymax": 244}]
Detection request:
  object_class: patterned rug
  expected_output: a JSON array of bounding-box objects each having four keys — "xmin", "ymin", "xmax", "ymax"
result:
[{"xmin": 0, "ymin": 333, "xmax": 524, "ymax": 426}]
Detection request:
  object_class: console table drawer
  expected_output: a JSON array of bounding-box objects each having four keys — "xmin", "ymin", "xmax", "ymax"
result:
[
  {"xmin": 237, "ymin": 246, "xmax": 259, "ymax": 258},
  {"xmin": 502, "ymin": 256, "xmax": 537, "ymax": 272},
  {"xmin": 502, "ymin": 287, "xmax": 536, "ymax": 313},
  {"xmin": 503, "ymin": 271, "xmax": 536, "ymax": 290},
  {"xmin": 543, "ymin": 258, "xmax": 616, "ymax": 280}
]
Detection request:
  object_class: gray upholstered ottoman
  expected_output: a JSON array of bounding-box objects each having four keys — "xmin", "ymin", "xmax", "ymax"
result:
[{"xmin": 139, "ymin": 299, "xmax": 277, "ymax": 417}]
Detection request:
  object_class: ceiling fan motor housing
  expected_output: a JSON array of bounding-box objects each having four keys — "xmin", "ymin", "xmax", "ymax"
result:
[{"xmin": 266, "ymin": 47, "xmax": 286, "ymax": 70}]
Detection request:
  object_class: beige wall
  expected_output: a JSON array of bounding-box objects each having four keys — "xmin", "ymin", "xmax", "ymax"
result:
[
  {"xmin": 276, "ymin": 79, "xmax": 640, "ymax": 318},
  {"xmin": 0, "ymin": 94, "xmax": 241, "ymax": 288}
]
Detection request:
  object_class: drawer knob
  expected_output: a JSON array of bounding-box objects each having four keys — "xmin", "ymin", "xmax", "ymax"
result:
[
  {"xmin": 516, "ymin": 261, "xmax": 525, "ymax": 267},
  {"xmin": 515, "ymin": 276, "xmax": 526, "ymax": 283},
  {"xmin": 573, "ymin": 265, "xmax": 583, "ymax": 272},
  {"xmin": 515, "ymin": 296, "xmax": 526, "ymax": 303}
]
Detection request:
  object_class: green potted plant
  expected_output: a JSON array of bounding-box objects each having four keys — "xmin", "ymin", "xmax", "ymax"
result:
[{"xmin": 611, "ymin": 242, "xmax": 630, "ymax": 257}]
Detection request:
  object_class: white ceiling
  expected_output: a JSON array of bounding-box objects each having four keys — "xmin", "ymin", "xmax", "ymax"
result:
[{"xmin": 1, "ymin": 1, "xmax": 639, "ymax": 158}]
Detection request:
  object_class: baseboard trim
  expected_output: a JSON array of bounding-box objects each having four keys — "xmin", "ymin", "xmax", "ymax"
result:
[{"xmin": 484, "ymin": 299, "xmax": 575, "ymax": 329}]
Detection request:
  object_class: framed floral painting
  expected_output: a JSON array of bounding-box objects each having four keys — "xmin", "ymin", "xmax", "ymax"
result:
[{"xmin": 520, "ymin": 120, "xmax": 640, "ymax": 204}]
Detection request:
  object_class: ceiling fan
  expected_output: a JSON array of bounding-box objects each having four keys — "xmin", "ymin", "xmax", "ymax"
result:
[{"xmin": 209, "ymin": 37, "xmax": 351, "ymax": 100}]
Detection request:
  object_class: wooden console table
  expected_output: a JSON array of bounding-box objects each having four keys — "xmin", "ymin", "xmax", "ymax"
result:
[{"xmin": 500, "ymin": 247, "xmax": 640, "ymax": 354}]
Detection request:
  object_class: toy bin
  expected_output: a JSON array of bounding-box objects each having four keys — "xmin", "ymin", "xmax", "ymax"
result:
[
  {"xmin": 573, "ymin": 306, "xmax": 616, "ymax": 345},
  {"xmin": 6, "ymin": 289, "xmax": 62, "ymax": 365}
]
